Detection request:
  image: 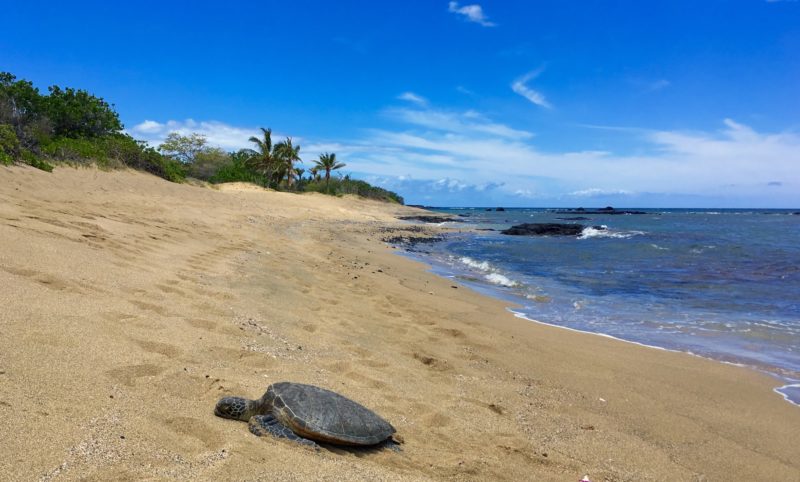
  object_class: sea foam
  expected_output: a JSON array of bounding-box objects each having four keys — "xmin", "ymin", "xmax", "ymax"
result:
[
  {"xmin": 579, "ymin": 225, "xmax": 644, "ymax": 239},
  {"xmin": 458, "ymin": 257, "xmax": 520, "ymax": 287},
  {"xmin": 485, "ymin": 273, "xmax": 519, "ymax": 287},
  {"xmin": 459, "ymin": 257, "xmax": 491, "ymax": 271}
]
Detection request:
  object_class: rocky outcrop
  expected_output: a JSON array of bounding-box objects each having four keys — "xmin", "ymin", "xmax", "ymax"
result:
[
  {"xmin": 501, "ymin": 223, "xmax": 601, "ymax": 236},
  {"xmin": 397, "ymin": 215, "xmax": 462, "ymax": 223}
]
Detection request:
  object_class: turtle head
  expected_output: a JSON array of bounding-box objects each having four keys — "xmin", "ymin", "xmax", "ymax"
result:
[{"xmin": 214, "ymin": 396, "xmax": 255, "ymax": 421}]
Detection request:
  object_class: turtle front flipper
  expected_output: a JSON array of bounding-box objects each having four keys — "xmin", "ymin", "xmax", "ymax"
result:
[{"xmin": 248, "ymin": 414, "xmax": 319, "ymax": 450}]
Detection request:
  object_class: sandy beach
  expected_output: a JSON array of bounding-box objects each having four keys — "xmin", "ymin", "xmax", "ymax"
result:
[{"xmin": 1, "ymin": 165, "xmax": 798, "ymax": 481}]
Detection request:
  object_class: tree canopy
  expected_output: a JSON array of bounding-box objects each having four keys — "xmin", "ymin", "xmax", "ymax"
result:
[{"xmin": 158, "ymin": 132, "xmax": 208, "ymax": 164}]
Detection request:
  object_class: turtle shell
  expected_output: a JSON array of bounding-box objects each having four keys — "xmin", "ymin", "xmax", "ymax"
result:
[{"xmin": 265, "ymin": 382, "xmax": 395, "ymax": 446}]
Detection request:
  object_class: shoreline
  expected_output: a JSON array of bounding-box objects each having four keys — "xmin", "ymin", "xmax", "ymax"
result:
[
  {"xmin": 399, "ymin": 236, "xmax": 800, "ymax": 409},
  {"xmin": 2, "ymin": 166, "xmax": 799, "ymax": 480},
  {"xmin": 398, "ymin": 213, "xmax": 800, "ymax": 406}
]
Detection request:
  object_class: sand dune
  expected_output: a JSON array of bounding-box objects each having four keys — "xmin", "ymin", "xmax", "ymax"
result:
[{"xmin": 1, "ymin": 165, "xmax": 798, "ymax": 481}]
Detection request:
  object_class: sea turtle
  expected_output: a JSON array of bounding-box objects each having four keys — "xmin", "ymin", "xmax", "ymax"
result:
[{"xmin": 214, "ymin": 382, "xmax": 399, "ymax": 450}]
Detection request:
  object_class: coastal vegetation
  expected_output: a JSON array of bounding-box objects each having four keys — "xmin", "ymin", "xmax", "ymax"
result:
[
  {"xmin": 313, "ymin": 152, "xmax": 346, "ymax": 193},
  {"xmin": 0, "ymin": 72, "xmax": 403, "ymax": 203}
]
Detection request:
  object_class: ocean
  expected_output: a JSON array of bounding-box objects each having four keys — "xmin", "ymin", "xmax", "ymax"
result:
[{"xmin": 401, "ymin": 208, "xmax": 800, "ymax": 405}]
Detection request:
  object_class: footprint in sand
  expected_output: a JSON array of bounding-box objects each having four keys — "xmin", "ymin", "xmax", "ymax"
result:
[
  {"xmin": 155, "ymin": 283, "xmax": 187, "ymax": 297},
  {"xmin": 160, "ymin": 371, "xmax": 228, "ymax": 399},
  {"xmin": 106, "ymin": 363, "xmax": 165, "ymax": 386},
  {"xmin": 423, "ymin": 411, "xmax": 453, "ymax": 428},
  {"xmin": 433, "ymin": 327, "xmax": 467, "ymax": 340},
  {"xmin": 162, "ymin": 416, "xmax": 223, "ymax": 450},
  {"xmin": 185, "ymin": 318, "xmax": 220, "ymax": 333},
  {"xmin": 344, "ymin": 370, "xmax": 388, "ymax": 389},
  {"xmin": 128, "ymin": 299, "xmax": 170, "ymax": 316},
  {"xmin": 413, "ymin": 353, "xmax": 451, "ymax": 371},
  {"xmin": 134, "ymin": 339, "xmax": 182, "ymax": 358}
]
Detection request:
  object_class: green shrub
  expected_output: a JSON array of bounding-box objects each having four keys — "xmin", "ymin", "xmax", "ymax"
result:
[
  {"xmin": 39, "ymin": 134, "xmax": 185, "ymax": 182},
  {"xmin": 188, "ymin": 148, "xmax": 231, "ymax": 181},
  {"xmin": 0, "ymin": 123, "xmax": 19, "ymax": 165},
  {"xmin": 22, "ymin": 150, "xmax": 54, "ymax": 172},
  {"xmin": 303, "ymin": 177, "xmax": 404, "ymax": 204},
  {"xmin": 41, "ymin": 136, "xmax": 112, "ymax": 166},
  {"xmin": 44, "ymin": 85, "xmax": 122, "ymax": 138},
  {"xmin": 209, "ymin": 156, "xmax": 267, "ymax": 185}
]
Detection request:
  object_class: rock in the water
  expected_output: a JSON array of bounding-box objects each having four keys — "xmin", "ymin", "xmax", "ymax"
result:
[
  {"xmin": 397, "ymin": 215, "xmax": 462, "ymax": 223},
  {"xmin": 500, "ymin": 223, "xmax": 596, "ymax": 236},
  {"xmin": 555, "ymin": 208, "xmax": 647, "ymax": 215}
]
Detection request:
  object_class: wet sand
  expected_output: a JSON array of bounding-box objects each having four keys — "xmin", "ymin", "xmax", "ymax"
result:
[{"xmin": 1, "ymin": 165, "xmax": 798, "ymax": 481}]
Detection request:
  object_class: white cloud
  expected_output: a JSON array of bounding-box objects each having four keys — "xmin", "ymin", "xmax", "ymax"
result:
[
  {"xmin": 456, "ymin": 85, "xmax": 476, "ymax": 96},
  {"xmin": 129, "ymin": 119, "xmax": 267, "ymax": 151},
  {"xmin": 448, "ymin": 1, "xmax": 496, "ymax": 27},
  {"xmin": 514, "ymin": 189, "xmax": 535, "ymax": 198},
  {"xmin": 628, "ymin": 78, "xmax": 671, "ymax": 93},
  {"xmin": 133, "ymin": 120, "xmax": 163, "ymax": 134},
  {"xmin": 570, "ymin": 188, "xmax": 635, "ymax": 197},
  {"xmin": 384, "ymin": 106, "xmax": 534, "ymax": 140},
  {"xmin": 341, "ymin": 100, "xmax": 800, "ymax": 206},
  {"xmin": 397, "ymin": 92, "xmax": 428, "ymax": 106},
  {"xmin": 511, "ymin": 68, "xmax": 552, "ymax": 109}
]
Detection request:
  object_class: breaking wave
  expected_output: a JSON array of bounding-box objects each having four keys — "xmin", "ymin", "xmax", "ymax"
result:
[
  {"xmin": 579, "ymin": 225, "xmax": 645, "ymax": 239},
  {"xmin": 459, "ymin": 256, "xmax": 491, "ymax": 271},
  {"xmin": 484, "ymin": 273, "xmax": 519, "ymax": 287},
  {"xmin": 457, "ymin": 257, "xmax": 520, "ymax": 287}
]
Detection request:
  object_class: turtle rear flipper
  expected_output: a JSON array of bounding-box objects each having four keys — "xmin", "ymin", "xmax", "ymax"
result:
[
  {"xmin": 382, "ymin": 437, "xmax": 403, "ymax": 452},
  {"xmin": 248, "ymin": 415, "xmax": 319, "ymax": 450}
]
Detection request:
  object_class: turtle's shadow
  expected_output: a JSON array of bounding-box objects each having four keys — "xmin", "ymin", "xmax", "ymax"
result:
[{"xmin": 320, "ymin": 441, "xmax": 402, "ymax": 457}]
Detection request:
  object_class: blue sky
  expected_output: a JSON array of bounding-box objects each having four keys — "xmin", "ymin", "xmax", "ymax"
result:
[{"xmin": 2, "ymin": 1, "xmax": 799, "ymax": 207}]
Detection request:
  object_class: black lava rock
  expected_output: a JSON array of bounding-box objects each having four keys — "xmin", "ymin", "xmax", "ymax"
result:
[
  {"xmin": 500, "ymin": 223, "xmax": 603, "ymax": 236},
  {"xmin": 397, "ymin": 215, "xmax": 462, "ymax": 223}
]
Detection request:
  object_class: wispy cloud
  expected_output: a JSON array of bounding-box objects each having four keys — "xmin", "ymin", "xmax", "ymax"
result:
[
  {"xmin": 511, "ymin": 68, "xmax": 552, "ymax": 109},
  {"xmin": 569, "ymin": 188, "xmax": 635, "ymax": 197},
  {"xmin": 362, "ymin": 175, "xmax": 505, "ymax": 204},
  {"xmin": 455, "ymin": 85, "xmax": 476, "ymax": 96},
  {"xmin": 645, "ymin": 79, "xmax": 671, "ymax": 92},
  {"xmin": 343, "ymin": 99, "xmax": 800, "ymax": 206},
  {"xmin": 448, "ymin": 1, "xmax": 496, "ymax": 27},
  {"xmin": 384, "ymin": 106, "xmax": 534, "ymax": 139},
  {"xmin": 397, "ymin": 92, "xmax": 428, "ymax": 106},
  {"xmin": 629, "ymin": 77, "xmax": 671, "ymax": 93}
]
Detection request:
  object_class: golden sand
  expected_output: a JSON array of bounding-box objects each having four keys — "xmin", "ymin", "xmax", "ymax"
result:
[{"xmin": 1, "ymin": 165, "xmax": 798, "ymax": 481}]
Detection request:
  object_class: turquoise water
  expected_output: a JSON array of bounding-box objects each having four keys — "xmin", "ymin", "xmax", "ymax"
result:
[{"xmin": 408, "ymin": 208, "xmax": 800, "ymax": 405}]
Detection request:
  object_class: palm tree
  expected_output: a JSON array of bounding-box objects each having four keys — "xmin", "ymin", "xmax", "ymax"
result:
[
  {"xmin": 274, "ymin": 137, "xmax": 301, "ymax": 189},
  {"xmin": 244, "ymin": 127, "xmax": 278, "ymax": 187},
  {"xmin": 313, "ymin": 152, "xmax": 346, "ymax": 193},
  {"xmin": 294, "ymin": 168, "xmax": 307, "ymax": 188}
]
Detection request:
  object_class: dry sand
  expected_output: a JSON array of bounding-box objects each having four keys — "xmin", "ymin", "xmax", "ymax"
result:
[{"xmin": 1, "ymin": 165, "xmax": 798, "ymax": 481}]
